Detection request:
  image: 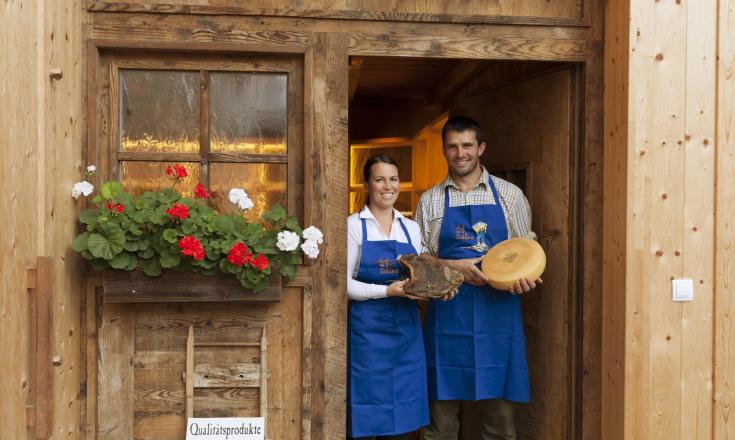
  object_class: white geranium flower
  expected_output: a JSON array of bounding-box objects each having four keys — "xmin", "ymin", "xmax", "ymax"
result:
[
  {"xmin": 301, "ymin": 239, "xmax": 320, "ymax": 259},
  {"xmin": 302, "ymin": 226, "xmax": 324, "ymax": 244},
  {"xmin": 277, "ymin": 230, "xmax": 301, "ymax": 252},
  {"xmin": 71, "ymin": 181, "xmax": 94, "ymax": 199},
  {"xmin": 228, "ymin": 188, "xmax": 254, "ymax": 210},
  {"xmin": 86, "ymin": 164, "xmax": 96, "ymax": 174}
]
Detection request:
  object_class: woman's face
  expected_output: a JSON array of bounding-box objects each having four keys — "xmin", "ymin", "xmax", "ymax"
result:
[{"xmin": 365, "ymin": 162, "xmax": 400, "ymax": 211}]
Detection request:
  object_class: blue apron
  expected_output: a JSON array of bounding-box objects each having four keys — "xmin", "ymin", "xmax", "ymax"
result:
[
  {"xmin": 425, "ymin": 176, "xmax": 530, "ymax": 402},
  {"xmin": 348, "ymin": 214, "xmax": 429, "ymax": 437}
]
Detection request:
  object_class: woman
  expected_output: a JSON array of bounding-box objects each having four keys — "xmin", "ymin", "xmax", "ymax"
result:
[{"xmin": 347, "ymin": 155, "xmax": 429, "ymax": 439}]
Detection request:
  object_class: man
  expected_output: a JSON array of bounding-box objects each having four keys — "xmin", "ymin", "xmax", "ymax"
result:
[{"xmin": 414, "ymin": 116, "xmax": 541, "ymax": 440}]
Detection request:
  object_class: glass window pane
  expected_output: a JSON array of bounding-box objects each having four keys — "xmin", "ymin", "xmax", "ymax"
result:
[
  {"xmin": 210, "ymin": 72, "xmax": 287, "ymax": 154},
  {"xmin": 121, "ymin": 162, "xmax": 200, "ymax": 198},
  {"xmin": 350, "ymin": 146, "xmax": 412, "ymax": 186},
  {"xmin": 209, "ymin": 163, "xmax": 286, "ymax": 221},
  {"xmin": 120, "ymin": 70, "xmax": 200, "ymax": 153}
]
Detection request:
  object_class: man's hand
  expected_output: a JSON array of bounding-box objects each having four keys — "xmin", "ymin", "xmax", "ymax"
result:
[
  {"xmin": 508, "ymin": 277, "xmax": 543, "ymax": 294},
  {"xmin": 445, "ymin": 256, "xmax": 488, "ymax": 287}
]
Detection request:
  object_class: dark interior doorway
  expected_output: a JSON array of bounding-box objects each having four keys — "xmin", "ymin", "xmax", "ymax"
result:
[{"xmin": 347, "ymin": 56, "xmax": 583, "ymax": 440}]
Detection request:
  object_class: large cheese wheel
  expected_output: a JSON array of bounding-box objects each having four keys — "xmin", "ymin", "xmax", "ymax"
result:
[{"xmin": 481, "ymin": 237, "xmax": 546, "ymax": 291}]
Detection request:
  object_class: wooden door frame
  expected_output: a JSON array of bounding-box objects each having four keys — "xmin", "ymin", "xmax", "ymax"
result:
[{"xmin": 81, "ymin": 15, "xmax": 603, "ymax": 437}]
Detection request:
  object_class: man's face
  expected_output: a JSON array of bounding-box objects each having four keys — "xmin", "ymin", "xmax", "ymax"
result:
[{"xmin": 443, "ymin": 129, "xmax": 486, "ymax": 178}]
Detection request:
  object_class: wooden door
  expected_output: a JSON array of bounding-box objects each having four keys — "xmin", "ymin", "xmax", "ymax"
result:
[{"xmin": 450, "ymin": 66, "xmax": 579, "ymax": 439}]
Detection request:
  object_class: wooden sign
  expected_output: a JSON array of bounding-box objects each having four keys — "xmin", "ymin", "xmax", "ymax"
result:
[{"xmin": 186, "ymin": 418, "xmax": 265, "ymax": 440}]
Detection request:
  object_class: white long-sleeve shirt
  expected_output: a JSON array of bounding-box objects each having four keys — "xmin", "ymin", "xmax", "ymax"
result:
[{"xmin": 347, "ymin": 206, "xmax": 426, "ymax": 301}]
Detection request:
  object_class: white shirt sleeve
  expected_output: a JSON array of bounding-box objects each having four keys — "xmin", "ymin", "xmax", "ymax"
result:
[{"xmin": 346, "ymin": 215, "xmax": 389, "ymax": 301}]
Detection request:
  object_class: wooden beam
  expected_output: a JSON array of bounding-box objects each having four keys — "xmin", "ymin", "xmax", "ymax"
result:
[
  {"xmin": 86, "ymin": 2, "xmax": 590, "ymax": 27},
  {"xmin": 33, "ymin": 256, "xmax": 54, "ymax": 440}
]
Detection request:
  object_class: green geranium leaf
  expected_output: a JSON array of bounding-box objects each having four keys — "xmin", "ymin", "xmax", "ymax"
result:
[
  {"xmin": 181, "ymin": 219, "xmax": 197, "ymax": 235},
  {"xmin": 79, "ymin": 209, "xmax": 100, "ymax": 225},
  {"xmin": 109, "ymin": 252, "xmax": 131, "ymax": 269},
  {"xmin": 81, "ymin": 250, "xmax": 94, "ymax": 260},
  {"xmin": 87, "ymin": 229, "xmax": 125, "ymax": 260},
  {"xmin": 160, "ymin": 249, "xmax": 181, "ymax": 268},
  {"xmin": 123, "ymin": 240, "xmax": 140, "ymax": 252},
  {"xmin": 270, "ymin": 204, "xmax": 286, "ymax": 222},
  {"xmin": 285, "ymin": 218, "xmax": 301, "ymax": 232},
  {"xmin": 138, "ymin": 247, "xmax": 156, "ymax": 259},
  {"xmin": 143, "ymin": 259, "xmax": 162, "ymax": 277},
  {"xmin": 162, "ymin": 228, "xmax": 179, "ymax": 244},
  {"xmin": 100, "ymin": 181, "xmax": 123, "ymax": 200},
  {"xmin": 198, "ymin": 258, "xmax": 217, "ymax": 269},
  {"xmin": 280, "ymin": 264, "xmax": 296, "ymax": 277},
  {"xmin": 117, "ymin": 192, "xmax": 133, "ymax": 206},
  {"xmin": 72, "ymin": 232, "xmax": 90, "ymax": 252},
  {"xmin": 90, "ymin": 259, "xmax": 110, "ymax": 270}
]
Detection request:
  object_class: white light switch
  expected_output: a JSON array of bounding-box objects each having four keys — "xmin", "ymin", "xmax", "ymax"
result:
[{"xmin": 672, "ymin": 279, "xmax": 694, "ymax": 302}]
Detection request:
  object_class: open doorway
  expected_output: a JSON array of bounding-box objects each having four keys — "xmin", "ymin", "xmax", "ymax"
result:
[{"xmin": 348, "ymin": 56, "xmax": 583, "ymax": 439}]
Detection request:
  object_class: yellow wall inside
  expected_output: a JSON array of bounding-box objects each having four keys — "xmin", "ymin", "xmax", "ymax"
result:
[
  {"xmin": 1, "ymin": 1, "xmax": 84, "ymax": 438},
  {"xmin": 604, "ymin": 0, "xmax": 735, "ymax": 437}
]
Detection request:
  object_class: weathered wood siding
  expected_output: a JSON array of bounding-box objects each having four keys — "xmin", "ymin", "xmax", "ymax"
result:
[{"xmin": 1, "ymin": 1, "xmax": 85, "ymax": 439}]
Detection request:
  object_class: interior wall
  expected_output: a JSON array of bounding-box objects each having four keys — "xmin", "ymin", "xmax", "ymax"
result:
[
  {"xmin": 349, "ymin": 97, "xmax": 442, "ymax": 141},
  {"xmin": 1, "ymin": 1, "xmax": 84, "ymax": 439},
  {"xmin": 603, "ymin": 0, "xmax": 724, "ymax": 438}
]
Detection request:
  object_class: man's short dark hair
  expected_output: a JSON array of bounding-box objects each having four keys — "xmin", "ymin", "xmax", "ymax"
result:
[{"xmin": 442, "ymin": 116, "xmax": 485, "ymax": 145}]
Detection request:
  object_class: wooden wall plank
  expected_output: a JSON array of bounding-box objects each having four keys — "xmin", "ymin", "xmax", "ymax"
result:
[
  {"xmin": 581, "ymin": 0, "xmax": 604, "ymax": 436},
  {"xmin": 306, "ymin": 32, "xmax": 349, "ymax": 439},
  {"xmin": 97, "ymin": 304, "xmax": 135, "ymax": 439},
  {"xmin": 0, "ymin": 0, "xmax": 42, "ymax": 436},
  {"xmin": 680, "ymin": 0, "xmax": 717, "ymax": 438},
  {"xmin": 626, "ymin": 1, "xmax": 688, "ymax": 438},
  {"xmin": 714, "ymin": 0, "xmax": 735, "ymax": 436},
  {"xmin": 601, "ymin": 0, "xmax": 629, "ymax": 437}
]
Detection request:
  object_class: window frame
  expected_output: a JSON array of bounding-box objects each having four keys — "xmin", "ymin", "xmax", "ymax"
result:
[{"xmin": 103, "ymin": 52, "xmax": 304, "ymax": 220}]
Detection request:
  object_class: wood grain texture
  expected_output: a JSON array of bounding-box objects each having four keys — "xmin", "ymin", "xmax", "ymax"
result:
[
  {"xmin": 86, "ymin": 1, "xmax": 586, "ymax": 23},
  {"xmin": 102, "ymin": 270, "xmax": 282, "ymax": 303},
  {"xmin": 601, "ymin": 0, "xmax": 629, "ymax": 438},
  {"xmin": 581, "ymin": 0, "xmax": 604, "ymax": 437},
  {"xmin": 97, "ymin": 303, "xmax": 135, "ymax": 439},
  {"xmin": 681, "ymin": 0, "xmax": 717, "ymax": 438},
  {"xmin": 714, "ymin": 0, "xmax": 735, "ymax": 436},
  {"xmin": 305, "ymin": 32, "xmax": 349, "ymax": 439},
  {"xmin": 34, "ymin": 257, "xmax": 54, "ymax": 440}
]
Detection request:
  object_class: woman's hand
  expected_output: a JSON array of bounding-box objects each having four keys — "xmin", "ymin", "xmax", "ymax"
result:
[
  {"xmin": 386, "ymin": 279, "xmax": 427, "ymax": 301},
  {"xmin": 508, "ymin": 277, "xmax": 543, "ymax": 294}
]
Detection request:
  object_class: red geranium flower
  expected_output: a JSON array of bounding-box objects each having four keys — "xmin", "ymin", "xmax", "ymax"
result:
[
  {"xmin": 194, "ymin": 183, "xmax": 209, "ymax": 199},
  {"xmin": 178, "ymin": 236, "xmax": 205, "ymax": 261},
  {"xmin": 115, "ymin": 204, "xmax": 124, "ymax": 213},
  {"xmin": 106, "ymin": 202, "xmax": 114, "ymax": 211},
  {"xmin": 166, "ymin": 202, "xmax": 189, "ymax": 220},
  {"xmin": 251, "ymin": 253, "xmax": 269, "ymax": 271},
  {"xmin": 166, "ymin": 164, "xmax": 188, "ymax": 179},
  {"xmin": 227, "ymin": 242, "xmax": 252, "ymax": 266}
]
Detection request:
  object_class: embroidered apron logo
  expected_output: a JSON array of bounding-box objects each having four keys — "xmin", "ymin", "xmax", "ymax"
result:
[
  {"xmin": 377, "ymin": 257, "xmax": 400, "ymax": 274},
  {"xmin": 463, "ymin": 221, "xmax": 489, "ymax": 253},
  {"xmin": 455, "ymin": 225, "xmax": 474, "ymax": 240}
]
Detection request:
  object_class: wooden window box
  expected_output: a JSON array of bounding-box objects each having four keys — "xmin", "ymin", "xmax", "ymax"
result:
[{"xmin": 102, "ymin": 270, "xmax": 281, "ymax": 303}]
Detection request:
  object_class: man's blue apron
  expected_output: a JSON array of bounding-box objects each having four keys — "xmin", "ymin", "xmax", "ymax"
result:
[
  {"xmin": 348, "ymin": 216, "xmax": 429, "ymax": 437},
  {"xmin": 425, "ymin": 177, "xmax": 530, "ymax": 402}
]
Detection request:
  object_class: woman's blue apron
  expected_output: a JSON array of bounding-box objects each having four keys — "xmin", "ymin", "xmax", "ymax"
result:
[
  {"xmin": 348, "ymin": 216, "xmax": 429, "ymax": 437},
  {"xmin": 424, "ymin": 176, "xmax": 530, "ymax": 402}
]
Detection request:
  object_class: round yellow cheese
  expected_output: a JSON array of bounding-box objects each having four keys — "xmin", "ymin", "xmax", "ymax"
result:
[{"xmin": 481, "ymin": 237, "xmax": 546, "ymax": 291}]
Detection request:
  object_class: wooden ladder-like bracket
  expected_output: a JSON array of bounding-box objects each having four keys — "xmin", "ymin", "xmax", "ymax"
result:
[
  {"xmin": 184, "ymin": 325, "xmax": 268, "ymax": 436},
  {"xmin": 25, "ymin": 256, "xmax": 53, "ymax": 440}
]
